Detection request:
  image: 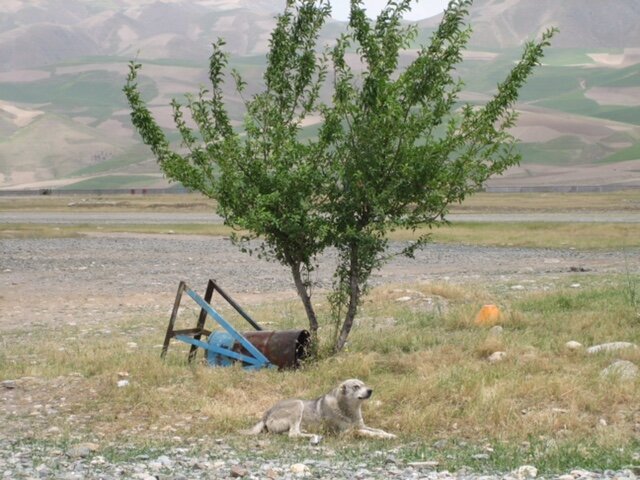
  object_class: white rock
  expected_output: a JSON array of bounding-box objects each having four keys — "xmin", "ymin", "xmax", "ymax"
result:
[
  {"xmin": 117, "ymin": 380, "xmax": 130, "ymax": 388},
  {"xmin": 488, "ymin": 351, "xmax": 507, "ymax": 363},
  {"xmin": 600, "ymin": 360, "xmax": 638, "ymax": 381},
  {"xmin": 570, "ymin": 283, "xmax": 581, "ymax": 288},
  {"xmin": 511, "ymin": 285, "xmax": 525, "ymax": 290},
  {"xmin": 586, "ymin": 342, "xmax": 637, "ymax": 354},
  {"xmin": 514, "ymin": 465, "xmax": 538, "ymax": 478},
  {"xmin": 290, "ymin": 463, "xmax": 310, "ymax": 476},
  {"xmin": 565, "ymin": 341, "xmax": 583, "ymax": 351},
  {"xmin": 395, "ymin": 296, "xmax": 412, "ymax": 302}
]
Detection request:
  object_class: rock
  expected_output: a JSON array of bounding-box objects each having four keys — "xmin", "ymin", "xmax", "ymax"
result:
[
  {"xmin": 565, "ymin": 341, "xmax": 583, "ymax": 351},
  {"xmin": 395, "ymin": 296, "xmax": 412, "ymax": 302},
  {"xmin": 472, "ymin": 453, "xmax": 490, "ymax": 461},
  {"xmin": 265, "ymin": 467, "xmax": 281, "ymax": 479},
  {"xmin": 488, "ymin": 351, "xmax": 507, "ymax": 363},
  {"xmin": 230, "ymin": 465, "xmax": 248, "ymax": 478},
  {"xmin": 586, "ymin": 342, "xmax": 637, "ymax": 354},
  {"xmin": 117, "ymin": 380, "xmax": 130, "ymax": 388},
  {"xmin": 511, "ymin": 285, "xmax": 525, "ymax": 291},
  {"xmin": 514, "ymin": 465, "xmax": 538, "ymax": 478},
  {"xmin": 289, "ymin": 463, "xmax": 310, "ymax": 476},
  {"xmin": 1, "ymin": 380, "xmax": 16, "ymax": 389},
  {"xmin": 600, "ymin": 360, "xmax": 638, "ymax": 381},
  {"xmin": 309, "ymin": 434, "xmax": 323, "ymax": 446},
  {"xmin": 66, "ymin": 443, "xmax": 99, "ymax": 458}
]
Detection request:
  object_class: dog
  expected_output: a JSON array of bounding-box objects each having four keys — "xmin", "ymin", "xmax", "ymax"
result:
[{"xmin": 243, "ymin": 378, "xmax": 396, "ymax": 439}]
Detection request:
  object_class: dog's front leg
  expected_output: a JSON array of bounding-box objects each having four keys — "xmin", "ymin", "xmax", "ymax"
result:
[{"xmin": 356, "ymin": 426, "xmax": 397, "ymax": 439}]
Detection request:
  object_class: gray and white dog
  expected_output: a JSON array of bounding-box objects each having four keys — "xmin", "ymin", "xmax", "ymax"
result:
[{"xmin": 243, "ymin": 378, "xmax": 396, "ymax": 439}]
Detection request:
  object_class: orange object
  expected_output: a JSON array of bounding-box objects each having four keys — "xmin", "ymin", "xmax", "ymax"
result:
[{"xmin": 474, "ymin": 304, "xmax": 501, "ymax": 326}]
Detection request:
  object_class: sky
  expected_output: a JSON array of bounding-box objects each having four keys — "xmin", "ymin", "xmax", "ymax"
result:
[{"xmin": 330, "ymin": 0, "xmax": 450, "ymax": 21}]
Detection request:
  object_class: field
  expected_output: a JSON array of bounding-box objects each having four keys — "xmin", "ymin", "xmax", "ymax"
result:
[{"xmin": 1, "ymin": 192, "xmax": 639, "ymax": 476}]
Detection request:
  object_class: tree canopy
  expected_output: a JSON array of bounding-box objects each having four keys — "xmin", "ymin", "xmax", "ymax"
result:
[{"xmin": 124, "ymin": 0, "xmax": 555, "ymax": 354}]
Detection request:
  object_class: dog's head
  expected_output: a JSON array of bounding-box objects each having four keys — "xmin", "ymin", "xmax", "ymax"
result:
[{"xmin": 338, "ymin": 378, "xmax": 373, "ymax": 402}]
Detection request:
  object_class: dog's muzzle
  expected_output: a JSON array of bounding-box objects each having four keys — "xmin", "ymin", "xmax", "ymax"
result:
[{"xmin": 360, "ymin": 388, "xmax": 373, "ymax": 399}]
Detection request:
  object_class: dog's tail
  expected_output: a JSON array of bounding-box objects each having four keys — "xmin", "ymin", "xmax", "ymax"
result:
[{"xmin": 240, "ymin": 420, "xmax": 266, "ymax": 436}]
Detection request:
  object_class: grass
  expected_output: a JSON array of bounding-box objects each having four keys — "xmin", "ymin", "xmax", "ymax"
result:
[
  {"xmin": 3, "ymin": 221, "xmax": 640, "ymax": 249},
  {"xmin": 1, "ymin": 276, "xmax": 639, "ymax": 473},
  {"xmin": 3, "ymin": 191, "xmax": 639, "ymax": 213},
  {"xmin": 394, "ymin": 222, "xmax": 640, "ymax": 249},
  {"xmin": 3, "ymin": 220, "xmax": 640, "ymax": 249}
]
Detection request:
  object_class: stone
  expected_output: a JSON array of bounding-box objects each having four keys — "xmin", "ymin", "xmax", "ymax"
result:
[
  {"xmin": 289, "ymin": 463, "xmax": 310, "ymax": 476},
  {"xmin": 488, "ymin": 351, "xmax": 507, "ymax": 363},
  {"xmin": 66, "ymin": 443, "xmax": 99, "ymax": 459},
  {"xmin": 230, "ymin": 465, "xmax": 248, "ymax": 478},
  {"xmin": 586, "ymin": 342, "xmax": 637, "ymax": 354},
  {"xmin": 472, "ymin": 453, "xmax": 490, "ymax": 461},
  {"xmin": 514, "ymin": 465, "xmax": 538, "ymax": 478},
  {"xmin": 600, "ymin": 360, "xmax": 638, "ymax": 381},
  {"xmin": 565, "ymin": 341, "xmax": 583, "ymax": 351},
  {"xmin": 309, "ymin": 434, "xmax": 323, "ymax": 446},
  {"xmin": 1, "ymin": 380, "xmax": 16, "ymax": 390}
]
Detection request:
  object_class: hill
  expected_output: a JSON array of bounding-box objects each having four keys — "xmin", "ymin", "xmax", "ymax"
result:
[{"xmin": 0, "ymin": 0, "xmax": 639, "ymax": 189}]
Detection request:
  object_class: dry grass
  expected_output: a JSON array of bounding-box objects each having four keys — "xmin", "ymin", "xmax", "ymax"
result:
[
  {"xmin": 0, "ymin": 194, "xmax": 217, "ymax": 212},
  {"xmin": 2, "ymin": 276, "xmax": 638, "ymax": 450},
  {"xmin": 450, "ymin": 190, "xmax": 640, "ymax": 213},
  {"xmin": 2, "ymin": 190, "xmax": 639, "ymax": 213},
  {"xmin": 3, "ymin": 221, "xmax": 640, "ymax": 250},
  {"xmin": 391, "ymin": 222, "xmax": 640, "ymax": 249}
]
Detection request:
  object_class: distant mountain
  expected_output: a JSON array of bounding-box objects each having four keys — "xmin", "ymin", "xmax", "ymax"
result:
[
  {"xmin": 419, "ymin": 0, "xmax": 640, "ymax": 49},
  {"xmin": 0, "ymin": 0, "xmax": 639, "ymax": 189},
  {"xmin": 0, "ymin": 0, "xmax": 286, "ymax": 71}
]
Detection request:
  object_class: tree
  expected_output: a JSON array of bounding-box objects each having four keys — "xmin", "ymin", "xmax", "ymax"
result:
[{"xmin": 124, "ymin": 0, "xmax": 555, "ymax": 355}]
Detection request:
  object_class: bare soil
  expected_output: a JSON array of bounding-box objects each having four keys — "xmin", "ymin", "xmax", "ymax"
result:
[{"xmin": 1, "ymin": 232, "xmax": 637, "ymax": 331}]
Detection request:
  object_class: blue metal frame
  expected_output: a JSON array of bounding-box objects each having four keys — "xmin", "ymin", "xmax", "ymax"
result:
[{"xmin": 182, "ymin": 287, "xmax": 272, "ymax": 369}]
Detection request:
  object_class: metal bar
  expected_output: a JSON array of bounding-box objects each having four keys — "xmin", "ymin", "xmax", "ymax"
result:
[
  {"xmin": 171, "ymin": 328, "xmax": 212, "ymax": 336},
  {"xmin": 185, "ymin": 288, "xmax": 271, "ymax": 367},
  {"xmin": 175, "ymin": 335, "xmax": 266, "ymax": 366},
  {"xmin": 210, "ymin": 279, "xmax": 263, "ymax": 331},
  {"xmin": 161, "ymin": 281, "xmax": 186, "ymax": 359},
  {"xmin": 188, "ymin": 279, "xmax": 215, "ymax": 362}
]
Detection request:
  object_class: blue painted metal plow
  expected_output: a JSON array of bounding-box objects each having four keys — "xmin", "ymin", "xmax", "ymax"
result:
[{"xmin": 161, "ymin": 280, "xmax": 310, "ymax": 370}]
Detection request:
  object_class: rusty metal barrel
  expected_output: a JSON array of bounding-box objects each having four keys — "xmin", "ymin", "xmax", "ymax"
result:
[{"xmin": 207, "ymin": 329, "xmax": 310, "ymax": 369}]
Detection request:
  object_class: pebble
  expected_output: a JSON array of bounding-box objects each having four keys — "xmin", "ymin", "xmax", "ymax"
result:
[
  {"xmin": 487, "ymin": 351, "xmax": 507, "ymax": 363},
  {"xmin": 600, "ymin": 360, "xmax": 639, "ymax": 381},
  {"xmin": 565, "ymin": 340, "xmax": 583, "ymax": 351},
  {"xmin": 4, "ymin": 440, "xmax": 627, "ymax": 480}
]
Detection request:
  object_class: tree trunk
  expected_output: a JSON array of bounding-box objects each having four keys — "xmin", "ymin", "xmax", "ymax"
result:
[
  {"xmin": 334, "ymin": 244, "xmax": 360, "ymax": 353},
  {"xmin": 290, "ymin": 262, "xmax": 319, "ymax": 354}
]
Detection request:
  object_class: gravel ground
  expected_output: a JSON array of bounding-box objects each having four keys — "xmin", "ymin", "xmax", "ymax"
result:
[
  {"xmin": 2, "ymin": 233, "xmax": 637, "ymax": 330},
  {"xmin": 1, "ymin": 233, "xmax": 639, "ymax": 479},
  {"xmin": 1, "ymin": 437, "xmax": 639, "ymax": 480}
]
